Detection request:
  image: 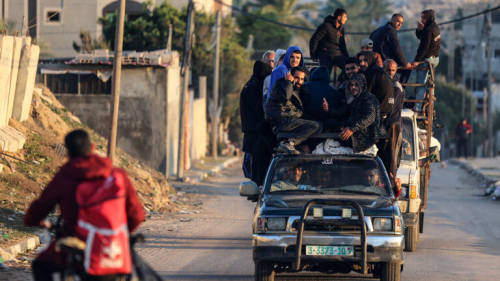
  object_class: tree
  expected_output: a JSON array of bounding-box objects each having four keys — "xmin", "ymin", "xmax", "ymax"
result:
[
  {"xmin": 0, "ymin": 19, "xmax": 16, "ymax": 34},
  {"xmin": 246, "ymin": 0, "xmax": 317, "ymax": 53},
  {"xmin": 72, "ymin": 31, "xmax": 109, "ymax": 53},
  {"xmin": 99, "ymin": 1, "xmax": 253, "ymax": 144}
]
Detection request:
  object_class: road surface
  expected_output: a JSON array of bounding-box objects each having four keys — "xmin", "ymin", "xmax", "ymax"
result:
[{"xmin": 137, "ymin": 162, "xmax": 500, "ymax": 280}]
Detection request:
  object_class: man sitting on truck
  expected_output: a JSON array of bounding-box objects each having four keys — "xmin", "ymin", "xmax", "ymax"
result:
[
  {"xmin": 271, "ymin": 165, "xmax": 312, "ymax": 192},
  {"xmin": 265, "ymin": 67, "xmax": 322, "ymax": 155},
  {"xmin": 362, "ymin": 161, "xmax": 402, "ymax": 197},
  {"xmin": 322, "ymin": 73, "xmax": 386, "ymax": 153}
]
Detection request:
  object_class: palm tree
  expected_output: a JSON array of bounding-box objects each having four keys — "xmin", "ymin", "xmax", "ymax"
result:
[{"xmin": 246, "ymin": 0, "xmax": 318, "ymax": 54}]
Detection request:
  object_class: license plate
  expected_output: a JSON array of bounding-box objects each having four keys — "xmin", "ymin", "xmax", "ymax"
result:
[{"xmin": 305, "ymin": 245, "xmax": 354, "ymax": 256}]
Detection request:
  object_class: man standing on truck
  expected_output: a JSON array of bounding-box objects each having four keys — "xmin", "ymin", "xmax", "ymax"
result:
[
  {"xmin": 309, "ymin": 8, "xmax": 349, "ymax": 75},
  {"xmin": 265, "ymin": 67, "xmax": 322, "ymax": 155},
  {"xmin": 412, "ymin": 9, "xmax": 440, "ymax": 112},
  {"xmin": 455, "ymin": 118, "xmax": 472, "ymax": 159},
  {"xmin": 382, "ymin": 59, "xmax": 404, "ymax": 184},
  {"xmin": 370, "ymin": 14, "xmax": 412, "ymax": 82}
]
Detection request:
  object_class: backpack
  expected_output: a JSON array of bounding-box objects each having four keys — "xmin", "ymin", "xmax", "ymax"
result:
[{"xmin": 75, "ymin": 170, "xmax": 132, "ymax": 275}]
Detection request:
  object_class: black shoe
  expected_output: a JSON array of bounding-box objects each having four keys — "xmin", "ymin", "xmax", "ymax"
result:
[{"xmin": 279, "ymin": 142, "xmax": 300, "ymax": 155}]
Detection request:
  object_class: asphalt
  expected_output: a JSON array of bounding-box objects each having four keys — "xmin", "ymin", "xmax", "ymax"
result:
[{"xmin": 136, "ymin": 161, "xmax": 500, "ymax": 281}]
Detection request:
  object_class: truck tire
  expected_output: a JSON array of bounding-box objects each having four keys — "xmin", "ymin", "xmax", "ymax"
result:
[
  {"xmin": 255, "ymin": 262, "xmax": 275, "ymax": 281},
  {"xmin": 404, "ymin": 226, "xmax": 417, "ymax": 252},
  {"xmin": 380, "ymin": 262, "xmax": 401, "ymax": 281}
]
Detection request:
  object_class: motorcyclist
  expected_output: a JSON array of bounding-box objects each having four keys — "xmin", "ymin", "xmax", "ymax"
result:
[{"xmin": 24, "ymin": 129, "xmax": 145, "ymax": 281}]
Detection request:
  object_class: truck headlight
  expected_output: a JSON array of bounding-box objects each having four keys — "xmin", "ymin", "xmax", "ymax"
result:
[
  {"xmin": 267, "ymin": 217, "xmax": 287, "ymax": 231},
  {"xmin": 373, "ymin": 218, "xmax": 393, "ymax": 231},
  {"xmin": 400, "ymin": 186, "xmax": 408, "ymax": 198}
]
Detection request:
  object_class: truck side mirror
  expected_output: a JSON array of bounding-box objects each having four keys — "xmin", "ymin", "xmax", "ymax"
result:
[{"xmin": 240, "ymin": 181, "xmax": 259, "ymax": 200}]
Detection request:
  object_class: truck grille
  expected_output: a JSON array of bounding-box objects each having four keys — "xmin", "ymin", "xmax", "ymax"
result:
[{"xmin": 291, "ymin": 220, "xmax": 362, "ymax": 232}]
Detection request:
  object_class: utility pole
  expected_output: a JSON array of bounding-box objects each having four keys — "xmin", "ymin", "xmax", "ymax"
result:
[
  {"xmin": 167, "ymin": 24, "xmax": 172, "ymax": 52},
  {"xmin": 212, "ymin": 11, "xmax": 221, "ymax": 160},
  {"xmin": 486, "ymin": 12, "xmax": 493, "ymax": 157},
  {"xmin": 177, "ymin": 0, "xmax": 195, "ymax": 179},
  {"xmin": 461, "ymin": 44, "xmax": 466, "ymax": 118},
  {"xmin": 447, "ymin": 26, "xmax": 454, "ymax": 82},
  {"xmin": 107, "ymin": 0, "xmax": 126, "ymax": 163}
]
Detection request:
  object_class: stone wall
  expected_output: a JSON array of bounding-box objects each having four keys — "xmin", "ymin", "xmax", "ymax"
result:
[
  {"xmin": 0, "ymin": 35, "xmax": 39, "ymax": 152},
  {"xmin": 56, "ymin": 66, "xmax": 181, "ymax": 175}
]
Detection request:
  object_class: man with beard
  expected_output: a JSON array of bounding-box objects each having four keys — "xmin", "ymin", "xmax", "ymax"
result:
[
  {"xmin": 382, "ymin": 59, "xmax": 404, "ymax": 184},
  {"xmin": 309, "ymin": 8, "xmax": 349, "ymax": 75},
  {"xmin": 370, "ymin": 13, "xmax": 412, "ymax": 83},
  {"xmin": 322, "ymin": 73, "xmax": 386, "ymax": 153},
  {"xmin": 336, "ymin": 57, "xmax": 361, "ymax": 93},
  {"xmin": 240, "ymin": 61, "xmax": 273, "ymax": 180},
  {"xmin": 267, "ymin": 46, "xmax": 304, "ymax": 98},
  {"xmin": 265, "ymin": 67, "xmax": 322, "ymax": 155},
  {"xmin": 271, "ymin": 165, "xmax": 312, "ymax": 192},
  {"xmin": 413, "ymin": 9, "xmax": 440, "ymax": 112}
]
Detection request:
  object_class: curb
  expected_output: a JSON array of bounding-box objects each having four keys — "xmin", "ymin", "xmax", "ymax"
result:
[
  {"xmin": 449, "ymin": 158, "xmax": 498, "ymax": 184},
  {"xmin": 186, "ymin": 157, "xmax": 240, "ymax": 182},
  {"xmin": 3, "ymin": 235, "xmax": 40, "ymax": 257}
]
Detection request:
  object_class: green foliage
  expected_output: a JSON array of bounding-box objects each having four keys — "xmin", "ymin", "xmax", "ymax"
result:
[
  {"xmin": 0, "ymin": 19, "xmax": 16, "ymax": 33},
  {"xmin": 236, "ymin": 11, "xmax": 293, "ymax": 60},
  {"xmin": 99, "ymin": 1, "xmax": 253, "ymax": 144},
  {"xmin": 434, "ymin": 77, "xmax": 469, "ymax": 140},
  {"xmin": 72, "ymin": 31, "xmax": 109, "ymax": 53}
]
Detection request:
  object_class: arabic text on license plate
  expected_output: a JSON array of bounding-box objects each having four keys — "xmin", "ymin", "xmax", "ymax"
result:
[{"xmin": 305, "ymin": 246, "xmax": 354, "ymax": 256}]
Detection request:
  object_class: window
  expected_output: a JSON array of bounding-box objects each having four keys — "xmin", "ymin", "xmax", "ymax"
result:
[
  {"xmin": 45, "ymin": 9, "xmax": 62, "ymax": 24},
  {"xmin": 482, "ymin": 49, "xmax": 500, "ymax": 61},
  {"xmin": 47, "ymin": 11, "xmax": 60, "ymax": 22}
]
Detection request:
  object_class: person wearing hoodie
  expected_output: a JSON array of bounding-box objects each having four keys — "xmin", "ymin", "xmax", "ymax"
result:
[
  {"xmin": 265, "ymin": 67, "xmax": 322, "ymax": 155},
  {"xmin": 413, "ymin": 9, "xmax": 440, "ymax": 112},
  {"xmin": 25, "ymin": 129, "xmax": 145, "ymax": 281},
  {"xmin": 240, "ymin": 61, "xmax": 272, "ymax": 180},
  {"xmin": 309, "ymin": 8, "xmax": 349, "ymax": 75},
  {"xmin": 263, "ymin": 48, "xmax": 286, "ymax": 105},
  {"xmin": 267, "ymin": 46, "xmax": 304, "ymax": 98},
  {"xmin": 358, "ymin": 51, "xmax": 394, "ymax": 120},
  {"xmin": 322, "ymin": 73, "xmax": 386, "ymax": 153},
  {"xmin": 302, "ymin": 66, "xmax": 342, "ymax": 123}
]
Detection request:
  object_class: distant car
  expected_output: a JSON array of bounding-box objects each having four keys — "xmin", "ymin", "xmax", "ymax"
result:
[{"xmin": 241, "ymin": 153, "xmax": 404, "ymax": 281}]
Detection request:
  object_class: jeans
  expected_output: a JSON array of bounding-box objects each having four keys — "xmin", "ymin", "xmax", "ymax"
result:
[
  {"xmin": 271, "ymin": 118, "xmax": 322, "ymax": 145},
  {"xmin": 319, "ymin": 55, "xmax": 348, "ymax": 80},
  {"xmin": 414, "ymin": 57, "xmax": 439, "ymax": 111},
  {"xmin": 456, "ymin": 138, "xmax": 468, "ymax": 158}
]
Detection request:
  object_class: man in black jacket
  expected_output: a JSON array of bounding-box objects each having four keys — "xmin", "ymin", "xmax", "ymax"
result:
[
  {"xmin": 309, "ymin": 8, "xmax": 349, "ymax": 76},
  {"xmin": 322, "ymin": 73, "xmax": 386, "ymax": 153},
  {"xmin": 240, "ymin": 61, "xmax": 272, "ymax": 179},
  {"xmin": 413, "ymin": 9, "xmax": 440, "ymax": 112},
  {"xmin": 370, "ymin": 13, "xmax": 412, "ymax": 83},
  {"xmin": 358, "ymin": 51, "xmax": 394, "ymax": 120},
  {"xmin": 265, "ymin": 67, "xmax": 322, "ymax": 155}
]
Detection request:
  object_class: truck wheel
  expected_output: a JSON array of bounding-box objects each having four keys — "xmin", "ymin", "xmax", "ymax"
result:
[
  {"xmin": 380, "ymin": 262, "xmax": 401, "ymax": 281},
  {"xmin": 404, "ymin": 226, "xmax": 417, "ymax": 252},
  {"xmin": 255, "ymin": 262, "xmax": 275, "ymax": 281}
]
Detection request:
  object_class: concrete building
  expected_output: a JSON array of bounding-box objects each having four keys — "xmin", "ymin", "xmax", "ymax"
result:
[
  {"xmin": 0, "ymin": 0, "xmax": 232, "ymax": 58},
  {"xmin": 38, "ymin": 50, "xmax": 208, "ymax": 175}
]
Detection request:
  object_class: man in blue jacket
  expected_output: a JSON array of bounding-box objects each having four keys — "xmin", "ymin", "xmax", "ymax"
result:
[
  {"xmin": 267, "ymin": 46, "xmax": 304, "ymax": 98},
  {"xmin": 302, "ymin": 66, "xmax": 342, "ymax": 123},
  {"xmin": 370, "ymin": 14, "xmax": 411, "ymax": 82}
]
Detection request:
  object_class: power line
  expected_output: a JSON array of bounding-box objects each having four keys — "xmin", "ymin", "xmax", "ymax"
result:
[{"xmin": 214, "ymin": 0, "xmax": 500, "ymax": 35}]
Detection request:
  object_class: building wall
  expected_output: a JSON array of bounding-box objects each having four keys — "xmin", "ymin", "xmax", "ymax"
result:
[{"xmin": 55, "ymin": 66, "xmax": 181, "ymax": 175}]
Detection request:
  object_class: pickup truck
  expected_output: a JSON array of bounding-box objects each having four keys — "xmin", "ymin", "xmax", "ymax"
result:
[{"xmin": 241, "ymin": 153, "xmax": 404, "ymax": 281}]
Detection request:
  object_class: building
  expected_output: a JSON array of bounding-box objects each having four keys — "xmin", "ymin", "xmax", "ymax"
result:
[
  {"xmin": 0, "ymin": 0, "xmax": 232, "ymax": 58},
  {"xmin": 38, "ymin": 50, "xmax": 208, "ymax": 175}
]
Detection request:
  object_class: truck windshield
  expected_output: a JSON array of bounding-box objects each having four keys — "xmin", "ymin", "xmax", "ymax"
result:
[
  {"xmin": 401, "ymin": 118, "xmax": 415, "ymax": 162},
  {"xmin": 266, "ymin": 158, "xmax": 390, "ymax": 196}
]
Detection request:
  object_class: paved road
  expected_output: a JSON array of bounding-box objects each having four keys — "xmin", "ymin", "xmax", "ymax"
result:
[{"xmin": 137, "ymin": 162, "xmax": 500, "ymax": 281}]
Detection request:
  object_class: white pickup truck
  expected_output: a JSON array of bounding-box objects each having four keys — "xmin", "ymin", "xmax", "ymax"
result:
[{"xmin": 396, "ymin": 109, "xmax": 440, "ymax": 252}]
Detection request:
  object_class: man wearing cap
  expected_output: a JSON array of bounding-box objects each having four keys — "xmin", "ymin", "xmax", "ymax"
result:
[
  {"xmin": 360, "ymin": 39, "xmax": 383, "ymax": 67},
  {"xmin": 309, "ymin": 8, "xmax": 349, "ymax": 75}
]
